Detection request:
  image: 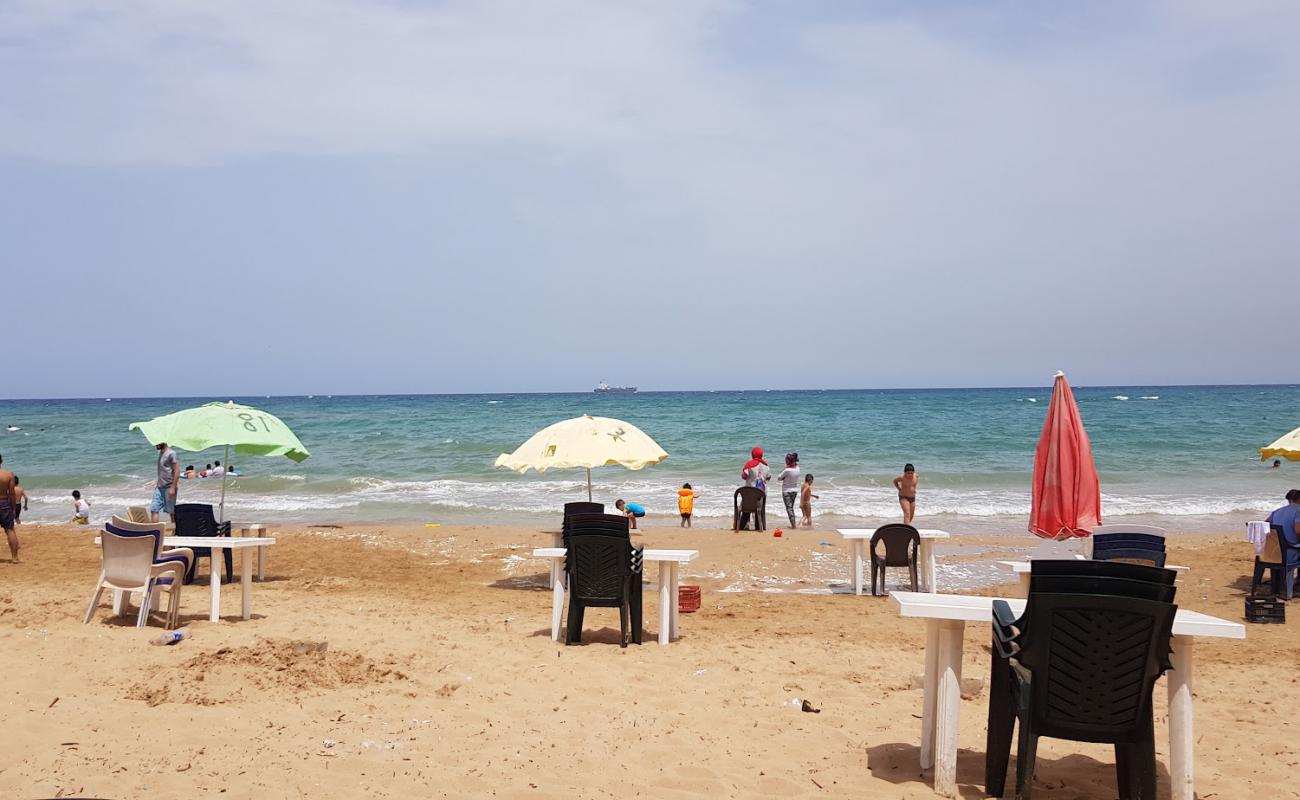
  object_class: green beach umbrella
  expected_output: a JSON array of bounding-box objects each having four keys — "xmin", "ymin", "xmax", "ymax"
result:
[{"xmin": 129, "ymin": 401, "xmax": 310, "ymax": 521}]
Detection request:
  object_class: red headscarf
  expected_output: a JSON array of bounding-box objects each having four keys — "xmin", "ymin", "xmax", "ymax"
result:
[{"xmin": 742, "ymin": 446, "xmax": 767, "ymax": 478}]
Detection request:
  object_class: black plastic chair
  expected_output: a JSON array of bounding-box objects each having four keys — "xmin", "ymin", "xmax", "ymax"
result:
[
  {"xmin": 564, "ymin": 531, "xmax": 643, "ymax": 647},
  {"xmin": 1093, "ymin": 533, "xmax": 1166, "ymax": 553},
  {"xmin": 870, "ymin": 523, "xmax": 919, "ymax": 596},
  {"xmin": 986, "ymin": 592, "xmax": 1178, "ymax": 800},
  {"xmin": 1028, "ymin": 558, "xmax": 1177, "ymax": 587},
  {"xmin": 173, "ymin": 503, "xmax": 233, "ymax": 584},
  {"xmin": 563, "ymin": 501, "xmax": 604, "ymax": 518},
  {"xmin": 1253, "ymin": 525, "xmax": 1298, "ymax": 599},
  {"xmin": 732, "ymin": 487, "xmax": 766, "ymax": 531},
  {"xmin": 1093, "ymin": 547, "xmax": 1166, "ymax": 568}
]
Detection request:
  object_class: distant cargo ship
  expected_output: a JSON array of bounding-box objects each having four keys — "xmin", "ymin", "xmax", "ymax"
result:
[{"xmin": 594, "ymin": 381, "xmax": 637, "ymax": 394}]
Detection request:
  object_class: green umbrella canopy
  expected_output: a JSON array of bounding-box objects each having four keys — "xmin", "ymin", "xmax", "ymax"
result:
[{"xmin": 128, "ymin": 401, "xmax": 310, "ymax": 462}]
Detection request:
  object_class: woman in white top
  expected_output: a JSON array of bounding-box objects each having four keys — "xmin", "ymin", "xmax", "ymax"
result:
[{"xmin": 776, "ymin": 452, "xmax": 801, "ymax": 527}]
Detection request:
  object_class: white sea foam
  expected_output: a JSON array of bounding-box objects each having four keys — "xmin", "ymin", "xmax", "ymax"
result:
[
  {"xmin": 1113, "ymin": 395, "xmax": 1129, "ymax": 401},
  {"xmin": 1140, "ymin": 396, "xmax": 1159, "ymax": 400}
]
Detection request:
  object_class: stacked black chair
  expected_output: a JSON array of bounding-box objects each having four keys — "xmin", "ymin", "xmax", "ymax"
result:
[
  {"xmin": 870, "ymin": 523, "xmax": 920, "ymax": 596},
  {"xmin": 563, "ymin": 513, "xmax": 643, "ymax": 646},
  {"xmin": 732, "ymin": 487, "xmax": 767, "ymax": 531},
  {"xmin": 563, "ymin": 501, "xmax": 604, "ymax": 519},
  {"xmin": 1092, "ymin": 532, "xmax": 1165, "ymax": 552},
  {"xmin": 173, "ymin": 503, "xmax": 233, "ymax": 585},
  {"xmin": 1093, "ymin": 547, "xmax": 1167, "ymax": 568},
  {"xmin": 986, "ymin": 559, "xmax": 1179, "ymax": 800}
]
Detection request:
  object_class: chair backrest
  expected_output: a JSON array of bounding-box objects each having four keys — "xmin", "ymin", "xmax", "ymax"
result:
[
  {"xmin": 1093, "ymin": 547, "xmax": 1166, "ymax": 568},
  {"xmin": 1029, "ymin": 559, "xmax": 1177, "ymax": 586},
  {"xmin": 1092, "ymin": 524, "xmax": 1167, "ymax": 538},
  {"xmin": 1029, "ymin": 574, "xmax": 1177, "ymax": 603},
  {"xmin": 1014, "ymin": 592, "xmax": 1177, "ymax": 742},
  {"xmin": 564, "ymin": 513, "xmax": 630, "ymax": 542},
  {"xmin": 100, "ymin": 530, "xmax": 158, "ymax": 589},
  {"xmin": 871, "ymin": 524, "xmax": 920, "ymax": 567},
  {"xmin": 127, "ymin": 506, "xmax": 151, "ymax": 524},
  {"xmin": 734, "ymin": 486, "xmax": 765, "ymax": 513},
  {"xmin": 105, "ymin": 520, "xmax": 164, "ymax": 560},
  {"xmin": 566, "ymin": 534, "xmax": 632, "ymax": 603},
  {"xmin": 1092, "ymin": 532, "xmax": 1166, "ymax": 552},
  {"xmin": 173, "ymin": 504, "xmax": 220, "ymax": 537},
  {"xmin": 563, "ymin": 502, "xmax": 604, "ymax": 518}
]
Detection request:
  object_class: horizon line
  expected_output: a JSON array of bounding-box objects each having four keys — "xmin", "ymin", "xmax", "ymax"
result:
[{"xmin": 3, "ymin": 382, "xmax": 1297, "ymax": 403}]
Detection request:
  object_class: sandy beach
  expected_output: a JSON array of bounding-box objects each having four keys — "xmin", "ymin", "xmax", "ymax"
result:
[{"xmin": 0, "ymin": 523, "xmax": 1294, "ymax": 799}]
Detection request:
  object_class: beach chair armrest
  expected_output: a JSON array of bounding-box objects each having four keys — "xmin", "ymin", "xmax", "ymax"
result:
[
  {"xmin": 991, "ymin": 600, "xmax": 1020, "ymax": 658},
  {"xmin": 216, "ymin": 521, "xmax": 232, "ymax": 536}
]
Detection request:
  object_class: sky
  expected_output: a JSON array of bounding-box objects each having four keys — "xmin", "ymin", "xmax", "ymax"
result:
[{"xmin": 3, "ymin": 0, "xmax": 1299, "ymax": 398}]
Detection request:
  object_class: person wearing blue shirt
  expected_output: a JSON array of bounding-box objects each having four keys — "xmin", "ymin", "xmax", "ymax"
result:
[
  {"xmin": 615, "ymin": 499, "xmax": 645, "ymax": 530},
  {"xmin": 1264, "ymin": 491, "xmax": 1300, "ymax": 598}
]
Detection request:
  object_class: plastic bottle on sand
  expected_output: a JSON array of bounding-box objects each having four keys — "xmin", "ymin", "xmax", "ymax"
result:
[{"xmin": 150, "ymin": 627, "xmax": 190, "ymax": 646}]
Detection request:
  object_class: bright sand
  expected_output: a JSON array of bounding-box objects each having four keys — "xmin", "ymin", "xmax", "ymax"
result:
[{"xmin": 1, "ymin": 524, "xmax": 1297, "ymax": 799}]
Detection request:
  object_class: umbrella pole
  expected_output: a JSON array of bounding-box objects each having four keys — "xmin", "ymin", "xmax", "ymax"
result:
[
  {"xmin": 219, "ymin": 443, "xmax": 230, "ymax": 522},
  {"xmin": 587, "ymin": 468, "xmax": 592, "ymax": 502}
]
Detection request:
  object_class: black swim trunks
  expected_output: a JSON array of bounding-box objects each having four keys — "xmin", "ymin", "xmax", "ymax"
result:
[{"xmin": 0, "ymin": 501, "xmax": 13, "ymax": 532}]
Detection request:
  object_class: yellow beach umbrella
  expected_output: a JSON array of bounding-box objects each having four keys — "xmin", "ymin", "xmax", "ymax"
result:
[
  {"xmin": 494, "ymin": 415, "xmax": 668, "ymax": 501},
  {"xmin": 1261, "ymin": 425, "xmax": 1300, "ymax": 462}
]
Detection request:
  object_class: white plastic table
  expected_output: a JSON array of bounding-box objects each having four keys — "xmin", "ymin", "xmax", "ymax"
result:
[
  {"xmin": 100, "ymin": 536, "xmax": 276, "ymax": 623},
  {"xmin": 997, "ymin": 558, "xmax": 1190, "ymax": 595},
  {"xmin": 533, "ymin": 547, "xmax": 699, "ymax": 646},
  {"xmin": 837, "ymin": 528, "xmax": 950, "ymax": 594},
  {"xmin": 888, "ymin": 591, "xmax": 1245, "ymax": 799}
]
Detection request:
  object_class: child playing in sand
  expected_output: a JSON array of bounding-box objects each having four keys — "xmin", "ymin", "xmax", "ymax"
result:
[
  {"xmin": 893, "ymin": 463, "xmax": 919, "ymax": 524},
  {"xmin": 615, "ymin": 499, "xmax": 645, "ymax": 530},
  {"xmin": 71, "ymin": 490, "xmax": 90, "ymax": 525},
  {"xmin": 677, "ymin": 483, "xmax": 698, "ymax": 528},
  {"xmin": 799, "ymin": 474, "xmax": 819, "ymax": 528}
]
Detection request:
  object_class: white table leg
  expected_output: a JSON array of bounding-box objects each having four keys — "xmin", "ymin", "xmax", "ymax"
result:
[
  {"xmin": 209, "ymin": 557, "xmax": 221, "ymax": 623},
  {"xmin": 669, "ymin": 562, "xmax": 681, "ymax": 640},
  {"xmin": 933, "ymin": 619, "xmax": 966, "ymax": 798},
  {"xmin": 920, "ymin": 619, "xmax": 941, "ymax": 769},
  {"xmin": 658, "ymin": 562, "xmax": 671, "ymax": 646},
  {"xmin": 549, "ymin": 532, "xmax": 563, "ymax": 587},
  {"xmin": 550, "ymin": 558, "xmax": 564, "ymax": 642},
  {"xmin": 256, "ymin": 527, "xmax": 266, "ymax": 581},
  {"xmin": 920, "ymin": 539, "xmax": 938, "ymax": 592},
  {"xmin": 1168, "ymin": 635, "xmax": 1195, "ymax": 800},
  {"xmin": 241, "ymin": 548, "xmax": 253, "ymax": 620},
  {"xmin": 852, "ymin": 540, "xmax": 865, "ymax": 595}
]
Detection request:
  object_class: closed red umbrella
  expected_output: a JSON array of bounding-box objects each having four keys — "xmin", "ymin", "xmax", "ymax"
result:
[{"xmin": 1029, "ymin": 371, "xmax": 1101, "ymax": 540}]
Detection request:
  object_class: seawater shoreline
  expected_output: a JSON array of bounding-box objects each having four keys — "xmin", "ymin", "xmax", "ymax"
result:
[{"xmin": 3, "ymin": 385, "xmax": 1296, "ymax": 528}]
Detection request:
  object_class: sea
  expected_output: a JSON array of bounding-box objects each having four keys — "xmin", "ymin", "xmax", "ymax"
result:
[{"xmin": 1, "ymin": 385, "xmax": 1297, "ymax": 534}]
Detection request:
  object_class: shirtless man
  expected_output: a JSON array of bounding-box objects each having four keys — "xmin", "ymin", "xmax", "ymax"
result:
[
  {"xmin": 0, "ymin": 454, "xmax": 18, "ymax": 560},
  {"xmin": 893, "ymin": 463, "xmax": 919, "ymax": 525}
]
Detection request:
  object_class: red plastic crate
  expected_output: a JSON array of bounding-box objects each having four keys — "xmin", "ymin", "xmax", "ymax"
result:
[{"xmin": 679, "ymin": 585, "xmax": 701, "ymax": 613}]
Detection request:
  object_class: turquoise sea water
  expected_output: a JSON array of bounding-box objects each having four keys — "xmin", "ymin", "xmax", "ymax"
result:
[{"xmin": 2, "ymin": 386, "xmax": 1297, "ymax": 532}]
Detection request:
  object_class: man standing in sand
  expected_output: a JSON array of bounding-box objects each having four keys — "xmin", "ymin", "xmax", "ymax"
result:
[
  {"xmin": 894, "ymin": 463, "xmax": 919, "ymax": 525},
  {"xmin": 151, "ymin": 441, "xmax": 180, "ymax": 523},
  {"xmin": 0, "ymin": 454, "xmax": 17, "ymax": 560}
]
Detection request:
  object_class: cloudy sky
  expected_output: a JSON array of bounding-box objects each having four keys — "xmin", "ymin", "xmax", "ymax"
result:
[{"xmin": 3, "ymin": 0, "xmax": 1298, "ymax": 397}]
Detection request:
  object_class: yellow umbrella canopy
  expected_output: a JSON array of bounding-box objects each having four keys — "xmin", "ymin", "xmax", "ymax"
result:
[
  {"xmin": 1261, "ymin": 425, "xmax": 1300, "ymax": 462},
  {"xmin": 494, "ymin": 415, "xmax": 668, "ymax": 501}
]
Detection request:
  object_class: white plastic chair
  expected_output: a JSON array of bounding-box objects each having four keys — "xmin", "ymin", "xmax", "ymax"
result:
[
  {"xmin": 84, "ymin": 530, "xmax": 184, "ymax": 629},
  {"xmin": 127, "ymin": 506, "xmax": 151, "ymax": 524},
  {"xmin": 110, "ymin": 515, "xmax": 193, "ymax": 573}
]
